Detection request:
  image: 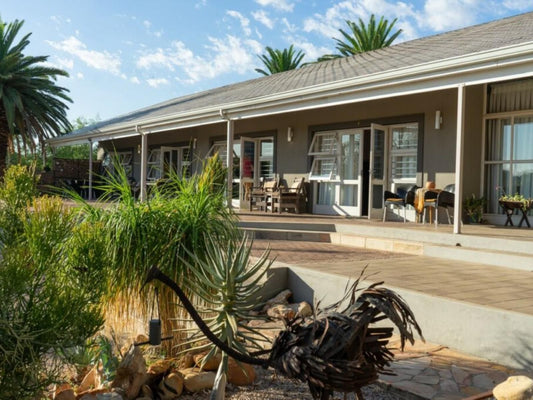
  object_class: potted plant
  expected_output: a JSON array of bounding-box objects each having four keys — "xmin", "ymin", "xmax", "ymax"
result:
[{"xmin": 463, "ymin": 194, "xmax": 486, "ymax": 224}]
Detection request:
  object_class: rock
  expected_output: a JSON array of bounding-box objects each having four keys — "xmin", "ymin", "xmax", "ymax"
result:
[
  {"xmin": 296, "ymin": 301, "xmax": 312, "ymax": 318},
  {"xmin": 147, "ymin": 359, "xmax": 171, "ymax": 375},
  {"xmin": 95, "ymin": 393, "xmax": 123, "ymax": 400},
  {"xmin": 177, "ymin": 352, "xmax": 195, "ymax": 369},
  {"xmin": 76, "ymin": 388, "xmax": 110, "ymax": 400},
  {"xmin": 182, "ymin": 369, "xmax": 216, "ymax": 392},
  {"xmin": 54, "ymin": 384, "xmax": 76, "ymax": 400},
  {"xmin": 227, "ymin": 358, "xmax": 256, "ymax": 386},
  {"xmin": 267, "ymin": 304, "xmax": 296, "ymax": 320},
  {"xmin": 493, "ymin": 375, "xmax": 533, "ymax": 400},
  {"xmin": 193, "ymin": 351, "xmax": 221, "ymax": 371},
  {"xmin": 78, "ymin": 364, "xmax": 103, "ymax": 393},
  {"xmin": 140, "ymin": 384, "xmax": 153, "ymax": 399},
  {"xmin": 262, "ymin": 289, "xmax": 292, "ymax": 312},
  {"xmin": 111, "ymin": 345, "xmax": 147, "ymax": 400},
  {"xmin": 156, "ymin": 372, "xmax": 184, "ymax": 399}
]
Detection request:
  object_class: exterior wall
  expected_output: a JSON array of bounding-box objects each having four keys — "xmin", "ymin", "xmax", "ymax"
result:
[{"xmin": 102, "ymin": 85, "xmax": 485, "ymax": 210}]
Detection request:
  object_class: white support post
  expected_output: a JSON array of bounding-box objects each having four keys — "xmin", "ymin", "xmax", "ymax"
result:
[
  {"xmin": 226, "ymin": 119, "xmax": 234, "ymax": 208},
  {"xmin": 88, "ymin": 138, "xmax": 93, "ymax": 201},
  {"xmin": 140, "ymin": 133, "xmax": 148, "ymax": 202},
  {"xmin": 454, "ymin": 84, "xmax": 466, "ymax": 234}
]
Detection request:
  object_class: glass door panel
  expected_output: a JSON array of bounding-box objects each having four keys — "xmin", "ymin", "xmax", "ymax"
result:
[
  {"xmin": 368, "ymin": 124, "xmax": 388, "ymax": 219},
  {"xmin": 337, "ymin": 130, "xmax": 363, "ymax": 215}
]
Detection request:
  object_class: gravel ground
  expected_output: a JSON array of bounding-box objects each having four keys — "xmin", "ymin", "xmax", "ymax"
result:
[{"xmin": 179, "ymin": 367, "xmax": 406, "ymax": 399}]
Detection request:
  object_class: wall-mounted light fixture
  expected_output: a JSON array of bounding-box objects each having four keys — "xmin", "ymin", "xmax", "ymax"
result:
[
  {"xmin": 137, "ymin": 144, "xmax": 141, "ymax": 154},
  {"xmin": 192, "ymin": 138, "xmax": 197, "ymax": 149},
  {"xmin": 435, "ymin": 110, "xmax": 443, "ymax": 130},
  {"xmin": 287, "ymin": 126, "xmax": 294, "ymax": 142}
]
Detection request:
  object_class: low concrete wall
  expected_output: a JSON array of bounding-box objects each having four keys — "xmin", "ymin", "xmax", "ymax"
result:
[{"xmin": 280, "ymin": 263, "xmax": 533, "ymax": 370}]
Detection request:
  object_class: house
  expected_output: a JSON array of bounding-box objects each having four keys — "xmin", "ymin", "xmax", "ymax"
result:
[{"xmin": 50, "ymin": 12, "xmax": 533, "ymax": 233}]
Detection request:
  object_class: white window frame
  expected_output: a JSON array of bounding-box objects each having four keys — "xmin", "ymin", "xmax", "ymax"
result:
[
  {"xmin": 388, "ymin": 123, "xmax": 418, "ymax": 190},
  {"xmin": 308, "ymin": 132, "xmax": 339, "ymax": 156},
  {"xmin": 116, "ymin": 150, "xmax": 133, "ymax": 177},
  {"xmin": 147, "ymin": 148, "xmax": 161, "ymax": 182},
  {"xmin": 309, "ymin": 156, "xmax": 338, "ymax": 181}
]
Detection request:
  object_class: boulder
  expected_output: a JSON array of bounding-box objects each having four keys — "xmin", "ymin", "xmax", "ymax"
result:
[
  {"xmin": 140, "ymin": 384, "xmax": 153, "ymax": 399},
  {"xmin": 54, "ymin": 384, "xmax": 76, "ymax": 400},
  {"xmin": 297, "ymin": 301, "xmax": 312, "ymax": 318},
  {"xmin": 182, "ymin": 369, "xmax": 216, "ymax": 393},
  {"xmin": 76, "ymin": 388, "xmax": 110, "ymax": 400},
  {"xmin": 493, "ymin": 376, "xmax": 533, "ymax": 400},
  {"xmin": 95, "ymin": 393, "xmax": 123, "ymax": 400},
  {"xmin": 111, "ymin": 345, "xmax": 147, "ymax": 400},
  {"xmin": 262, "ymin": 289, "xmax": 292, "ymax": 312},
  {"xmin": 147, "ymin": 359, "xmax": 171, "ymax": 375},
  {"xmin": 156, "ymin": 372, "xmax": 184, "ymax": 399},
  {"xmin": 177, "ymin": 352, "xmax": 195, "ymax": 369},
  {"xmin": 267, "ymin": 304, "xmax": 296, "ymax": 320},
  {"xmin": 78, "ymin": 364, "xmax": 103, "ymax": 392},
  {"xmin": 193, "ymin": 351, "xmax": 221, "ymax": 371},
  {"xmin": 227, "ymin": 358, "xmax": 256, "ymax": 386}
]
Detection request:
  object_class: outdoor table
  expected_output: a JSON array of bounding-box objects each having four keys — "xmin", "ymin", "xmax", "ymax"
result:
[{"xmin": 499, "ymin": 200, "xmax": 532, "ymax": 227}]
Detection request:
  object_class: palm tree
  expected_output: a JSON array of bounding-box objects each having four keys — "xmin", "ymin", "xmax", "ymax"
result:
[
  {"xmin": 255, "ymin": 45, "xmax": 305, "ymax": 76},
  {"xmin": 0, "ymin": 17, "xmax": 72, "ymax": 175},
  {"xmin": 318, "ymin": 15, "xmax": 402, "ymax": 61}
]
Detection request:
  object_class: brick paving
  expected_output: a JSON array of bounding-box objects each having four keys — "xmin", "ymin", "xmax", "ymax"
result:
[{"xmin": 252, "ymin": 240, "xmax": 533, "ymax": 316}]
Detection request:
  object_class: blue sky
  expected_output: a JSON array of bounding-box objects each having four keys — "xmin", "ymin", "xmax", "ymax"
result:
[{"xmin": 3, "ymin": 0, "xmax": 533, "ymax": 122}]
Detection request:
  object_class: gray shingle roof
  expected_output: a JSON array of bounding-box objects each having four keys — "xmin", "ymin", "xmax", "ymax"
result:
[{"xmin": 61, "ymin": 11, "xmax": 533, "ymax": 139}]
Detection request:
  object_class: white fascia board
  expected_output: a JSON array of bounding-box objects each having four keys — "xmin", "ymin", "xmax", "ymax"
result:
[
  {"xmin": 52, "ymin": 41, "xmax": 533, "ymax": 145},
  {"xmin": 49, "ymin": 130, "xmax": 140, "ymax": 147}
]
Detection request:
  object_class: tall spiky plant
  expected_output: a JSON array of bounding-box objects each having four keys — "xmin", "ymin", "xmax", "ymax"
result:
[{"xmin": 255, "ymin": 45, "xmax": 305, "ymax": 76}]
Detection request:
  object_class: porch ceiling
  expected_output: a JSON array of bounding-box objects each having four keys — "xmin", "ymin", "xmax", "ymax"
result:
[{"xmin": 50, "ymin": 12, "xmax": 533, "ymax": 146}]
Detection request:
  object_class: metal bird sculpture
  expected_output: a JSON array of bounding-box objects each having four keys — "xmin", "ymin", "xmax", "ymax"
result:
[{"xmin": 144, "ymin": 266, "xmax": 423, "ymax": 400}]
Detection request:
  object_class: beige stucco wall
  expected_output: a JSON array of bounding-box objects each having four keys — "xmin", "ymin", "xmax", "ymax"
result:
[{"xmin": 103, "ymin": 84, "xmax": 485, "ymax": 202}]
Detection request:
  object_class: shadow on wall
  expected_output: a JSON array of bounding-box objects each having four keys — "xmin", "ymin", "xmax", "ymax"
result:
[{"xmin": 287, "ymin": 268, "xmax": 315, "ymax": 304}]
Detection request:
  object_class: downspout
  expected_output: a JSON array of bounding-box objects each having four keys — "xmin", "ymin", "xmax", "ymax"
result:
[
  {"xmin": 220, "ymin": 109, "xmax": 234, "ymax": 208},
  {"xmin": 136, "ymin": 125, "xmax": 148, "ymax": 202},
  {"xmin": 88, "ymin": 138, "xmax": 93, "ymax": 201}
]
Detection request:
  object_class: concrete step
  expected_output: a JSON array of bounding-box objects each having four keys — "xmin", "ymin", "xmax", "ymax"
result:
[{"xmin": 241, "ymin": 222, "xmax": 533, "ymax": 272}]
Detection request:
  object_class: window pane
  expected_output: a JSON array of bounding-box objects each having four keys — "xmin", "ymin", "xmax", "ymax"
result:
[
  {"xmin": 260, "ymin": 140, "xmax": 273, "ymax": 157},
  {"xmin": 512, "ymin": 163, "xmax": 533, "ymax": 200},
  {"xmin": 391, "ymin": 155, "xmax": 417, "ymax": 179},
  {"xmin": 391, "ymin": 126, "xmax": 417, "ymax": 150},
  {"xmin": 373, "ymin": 130, "xmax": 385, "ymax": 180},
  {"xmin": 260, "ymin": 160, "xmax": 273, "ymax": 179},
  {"xmin": 484, "ymin": 163, "xmax": 511, "ymax": 213},
  {"xmin": 513, "ymin": 117, "xmax": 533, "ymax": 161},
  {"xmin": 317, "ymin": 183, "xmax": 334, "ymax": 205},
  {"xmin": 310, "ymin": 133, "xmax": 337, "ymax": 154},
  {"xmin": 372, "ymin": 184, "xmax": 383, "ymax": 208},
  {"xmin": 340, "ymin": 184, "xmax": 358, "ymax": 206},
  {"xmin": 341, "ymin": 133, "xmax": 360, "ymax": 180},
  {"xmin": 485, "ymin": 119, "xmax": 511, "ymax": 161},
  {"xmin": 310, "ymin": 158, "xmax": 336, "ymax": 180}
]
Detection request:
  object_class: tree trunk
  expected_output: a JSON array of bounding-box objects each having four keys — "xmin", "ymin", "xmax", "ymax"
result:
[{"xmin": 0, "ymin": 112, "xmax": 10, "ymax": 177}]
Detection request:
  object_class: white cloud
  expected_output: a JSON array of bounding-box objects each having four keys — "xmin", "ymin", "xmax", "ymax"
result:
[
  {"xmin": 143, "ymin": 19, "xmax": 164, "ymax": 38},
  {"xmin": 130, "ymin": 76, "xmax": 141, "ymax": 84},
  {"xmin": 136, "ymin": 35, "xmax": 263, "ymax": 83},
  {"xmin": 195, "ymin": 0, "xmax": 207, "ymax": 8},
  {"xmin": 47, "ymin": 36, "xmax": 122, "ymax": 75},
  {"xmin": 143, "ymin": 20, "xmax": 151, "ymax": 29},
  {"xmin": 76, "ymin": 72, "xmax": 84, "ymax": 79},
  {"xmin": 255, "ymin": 0, "xmax": 294, "ymax": 12},
  {"xmin": 146, "ymin": 78, "xmax": 169, "ymax": 88},
  {"xmin": 295, "ymin": 40, "xmax": 332, "ymax": 61},
  {"xmin": 420, "ymin": 0, "xmax": 480, "ymax": 31},
  {"xmin": 252, "ymin": 10, "xmax": 275, "ymax": 29},
  {"xmin": 281, "ymin": 17, "xmax": 297, "ymax": 33},
  {"xmin": 503, "ymin": 0, "xmax": 533, "ymax": 9},
  {"xmin": 54, "ymin": 57, "xmax": 74, "ymax": 70},
  {"xmin": 227, "ymin": 10, "xmax": 252, "ymax": 36}
]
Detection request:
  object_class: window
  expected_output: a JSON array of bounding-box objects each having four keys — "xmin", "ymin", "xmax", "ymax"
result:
[
  {"xmin": 259, "ymin": 139, "xmax": 274, "ymax": 180},
  {"xmin": 484, "ymin": 116, "xmax": 533, "ymax": 213},
  {"xmin": 116, "ymin": 151, "xmax": 133, "ymax": 178},
  {"xmin": 147, "ymin": 149, "xmax": 161, "ymax": 182},
  {"xmin": 390, "ymin": 125, "xmax": 417, "ymax": 182},
  {"xmin": 308, "ymin": 132, "xmax": 338, "ymax": 181},
  {"xmin": 308, "ymin": 132, "xmax": 338, "ymax": 155}
]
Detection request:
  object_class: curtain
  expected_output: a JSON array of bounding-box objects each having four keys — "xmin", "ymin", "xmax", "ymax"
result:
[{"xmin": 489, "ymin": 79, "xmax": 533, "ymax": 113}]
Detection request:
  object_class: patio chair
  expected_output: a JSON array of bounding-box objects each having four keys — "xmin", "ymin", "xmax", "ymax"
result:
[
  {"xmin": 422, "ymin": 184, "xmax": 455, "ymax": 226},
  {"xmin": 383, "ymin": 185, "xmax": 418, "ymax": 222},
  {"xmin": 271, "ymin": 177, "xmax": 307, "ymax": 214},
  {"xmin": 249, "ymin": 179, "xmax": 278, "ymax": 211}
]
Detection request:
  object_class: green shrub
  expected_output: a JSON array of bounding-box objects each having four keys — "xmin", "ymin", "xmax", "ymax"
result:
[{"xmin": 0, "ymin": 196, "xmax": 105, "ymax": 400}]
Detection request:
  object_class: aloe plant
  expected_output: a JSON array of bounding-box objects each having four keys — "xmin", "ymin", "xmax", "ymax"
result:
[{"xmin": 174, "ymin": 237, "xmax": 273, "ymax": 399}]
